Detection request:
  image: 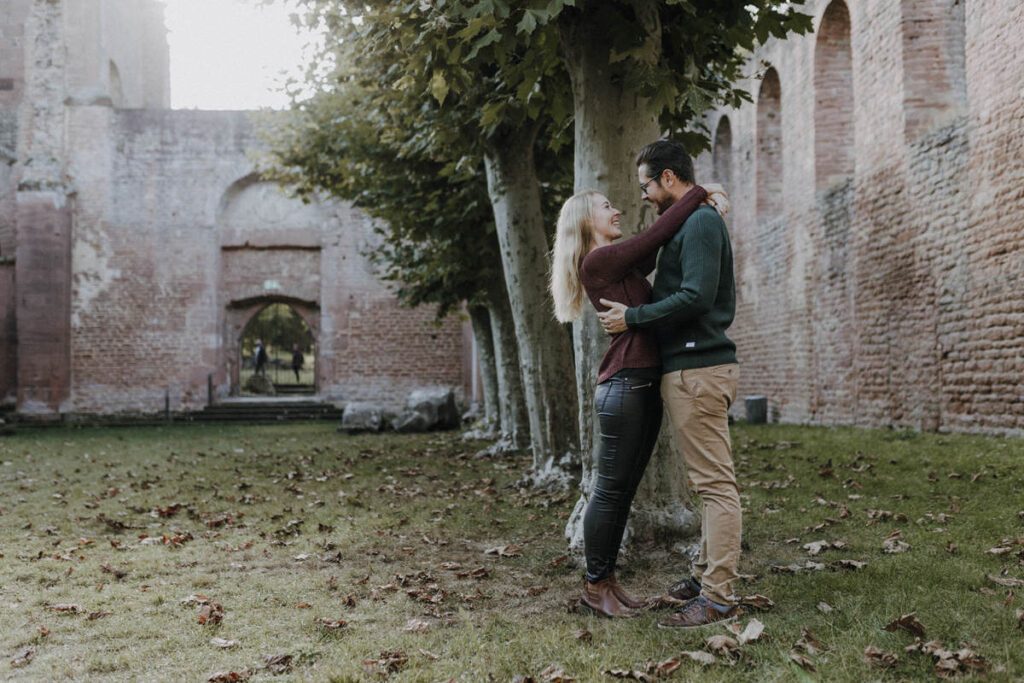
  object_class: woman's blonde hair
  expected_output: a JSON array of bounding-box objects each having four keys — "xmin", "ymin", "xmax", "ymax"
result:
[{"xmin": 550, "ymin": 190, "xmax": 602, "ymax": 323}]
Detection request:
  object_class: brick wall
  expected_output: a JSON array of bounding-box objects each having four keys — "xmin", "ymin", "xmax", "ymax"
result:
[{"xmin": 696, "ymin": 0, "xmax": 1024, "ymax": 435}]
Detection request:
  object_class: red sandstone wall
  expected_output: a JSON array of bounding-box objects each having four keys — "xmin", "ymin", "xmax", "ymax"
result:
[{"xmin": 696, "ymin": 0, "xmax": 1024, "ymax": 435}]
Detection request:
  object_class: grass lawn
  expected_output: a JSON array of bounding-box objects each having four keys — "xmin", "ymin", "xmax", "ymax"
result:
[{"xmin": 0, "ymin": 422, "xmax": 1022, "ymax": 681}]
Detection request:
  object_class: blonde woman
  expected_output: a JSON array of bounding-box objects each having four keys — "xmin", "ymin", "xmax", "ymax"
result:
[{"xmin": 550, "ymin": 184, "xmax": 709, "ymax": 617}]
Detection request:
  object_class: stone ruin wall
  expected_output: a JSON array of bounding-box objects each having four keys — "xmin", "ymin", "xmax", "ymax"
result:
[
  {"xmin": 692, "ymin": 0, "xmax": 1024, "ymax": 435},
  {"xmin": 3, "ymin": 0, "xmax": 470, "ymax": 415}
]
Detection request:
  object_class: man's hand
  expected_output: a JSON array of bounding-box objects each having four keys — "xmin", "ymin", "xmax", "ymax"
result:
[{"xmin": 597, "ymin": 299, "xmax": 628, "ymax": 334}]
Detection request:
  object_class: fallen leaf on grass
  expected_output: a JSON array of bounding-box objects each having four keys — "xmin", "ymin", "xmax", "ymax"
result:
[
  {"xmin": 573, "ymin": 628, "xmax": 592, "ymax": 643},
  {"xmin": 418, "ymin": 648, "xmax": 440, "ymax": 661},
  {"xmin": 539, "ymin": 664, "xmax": 574, "ymax": 682},
  {"xmin": 831, "ymin": 559, "xmax": 867, "ymax": 571},
  {"xmin": 644, "ymin": 595, "xmax": 685, "ymax": 610},
  {"xmin": 263, "ymin": 654, "xmax": 293, "ymax": 674},
  {"xmin": 802, "ymin": 539, "xmax": 847, "ymax": 556},
  {"xmin": 705, "ymin": 634, "xmax": 739, "ymax": 659},
  {"xmin": 485, "ymin": 544, "xmax": 523, "ymax": 558},
  {"xmin": 882, "ymin": 529, "xmax": 910, "ymax": 554},
  {"xmin": 10, "ymin": 648, "xmax": 34, "ymax": 668},
  {"xmin": 295, "ymin": 602, "xmax": 312, "ymax": 609},
  {"xmin": 210, "ymin": 638, "xmax": 238, "ymax": 649},
  {"xmin": 316, "ymin": 617, "xmax": 347, "ymax": 630},
  {"xmin": 946, "ymin": 541, "xmax": 958, "ymax": 554},
  {"xmin": 47, "ymin": 603, "xmax": 82, "ymax": 614},
  {"xmin": 735, "ymin": 618, "xmax": 765, "ymax": 645},
  {"xmin": 987, "ymin": 574, "xmax": 1024, "ymax": 588},
  {"xmin": 403, "ymin": 618, "xmax": 432, "ymax": 633},
  {"xmin": 180, "ymin": 594, "xmax": 211, "ymax": 606},
  {"xmin": 739, "ymin": 594, "xmax": 774, "ymax": 610},
  {"xmin": 794, "ymin": 629, "xmax": 827, "ymax": 656},
  {"xmin": 100, "ymin": 564, "xmax": 128, "ymax": 580},
  {"xmin": 817, "ymin": 601, "xmax": 834, "ymax": 613},
  {"xmin": 770, "ymin": 561, "xmax": 825, "ymax": 574},
  {"xmin": 680, "ymin": 650, "xmax": 716, "ymax": 666},
  {"xmin": 884, "ymin": 612, "xmax": 926, "ymax": 638},
  {"xmin": 363, "ymin": 651, "xmax": 408, "ymax": 675},
  {"xmin": 603, "ymin": 668, "xmax": 652, "ymax": 681},
  {"xmin": 788, "ymin": 651, "xmax": 815, "ymax": 671},
  {"xmin": 87, "ymin": 610, "xmax": 112, "ymax": 620},
  {"xmin": 1016, "ymin": 608, "xmax": 1023, "ymax": 628},
  {"xmin": 905, "ymin": 639, "xmax": 988, "ymax": 678},
  {"xmin": 208, "ymin": 672, "xmax": 251, "ymax": 683},
  {"xmin": 864, "ymin": 645, "xmax": 899, "ymax": 668},
  {"xmin": 198, "ymin": 602, "xmax": 224, "ymax": 626}
]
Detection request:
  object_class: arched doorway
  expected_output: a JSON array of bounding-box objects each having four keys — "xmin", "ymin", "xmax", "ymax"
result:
[{"xmin": 239, "ymin": 303, "xmax": 316, "ymax": 395}]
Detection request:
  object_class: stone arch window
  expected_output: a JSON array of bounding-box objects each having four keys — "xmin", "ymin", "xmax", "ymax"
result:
[
  {"xmin": 900, "ymin": 0, "xmax": 967, "ymax": 140},
  {"xmin": 712, "ymin": 116, "xmax": 733, "ymax": 190},
  {"xmin": 814, "ymin": 0, "xmax": 854, "ymax": 191},
  {"xmin": 108, "ymin": 60, "xmax": 124, "ymax": 108},
  {"xmin": 757, "ymin": 67, "xmax": 783, "ymax": 222}
]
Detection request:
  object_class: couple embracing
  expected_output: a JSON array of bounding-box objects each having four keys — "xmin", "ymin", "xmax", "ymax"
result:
[{"xmin": 550, "ymin": 139, "xmax": 741, "ymax": 630}]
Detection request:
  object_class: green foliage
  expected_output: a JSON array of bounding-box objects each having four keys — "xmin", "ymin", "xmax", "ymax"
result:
[{"xmin": 241, "ymin": 303, "xmax": 312, "ymax": 354}]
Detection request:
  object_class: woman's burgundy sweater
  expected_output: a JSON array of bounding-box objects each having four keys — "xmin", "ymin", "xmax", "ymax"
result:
[{"xmin": 579, "ymin": 186, "xmax": 707, "ymax": 384}]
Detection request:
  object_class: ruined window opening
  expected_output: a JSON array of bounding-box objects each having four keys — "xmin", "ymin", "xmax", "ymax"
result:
[
  {"xmin": 814, "ymin": 0, "xmax": 855, "ymax": 192},
  {"xmin": 712, "ymin": 116, "xmax": 733, "ymax": 192},
  {"xmin": 900, "ymin": 0, "xmax": 968, "ymax": 140},
  {"xmin": 756, "ymin": 67, "xmax": 783, "ymax": 223}
]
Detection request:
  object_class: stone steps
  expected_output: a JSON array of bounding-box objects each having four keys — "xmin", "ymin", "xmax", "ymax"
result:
[{"xmin": 193, "ymin": 400, "xmax": 342, "ymax": 423}]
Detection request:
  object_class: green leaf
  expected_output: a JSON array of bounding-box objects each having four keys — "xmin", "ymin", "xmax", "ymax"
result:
[
  {"xmin": 516, "ymin": 10, "xmax": 537, "ymax": 35},
  {"xmin": 430, "ymin": 70, "xmax": 450, "ymax": 105}
]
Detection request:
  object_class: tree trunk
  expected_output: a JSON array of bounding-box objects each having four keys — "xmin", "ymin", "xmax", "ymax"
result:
[
  {"xmin": 560, "ymin": 3, "xmax": 698, "ymax": 550},
  {"xmin": 468, "ymin": 304, "xmax": 499, "ymax": 434},
  {"xmin": 486, "ymin": 282, "xmax": 529, "ymax": 450},
  {"xmin": 483, "ymin": 124, "xmax": 579, "ymax": 482}
]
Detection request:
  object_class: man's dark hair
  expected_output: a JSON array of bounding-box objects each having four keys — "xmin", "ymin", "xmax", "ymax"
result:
[{"xmin": 636, "ymin": 139, "xmax": 695, "ymax": 184}]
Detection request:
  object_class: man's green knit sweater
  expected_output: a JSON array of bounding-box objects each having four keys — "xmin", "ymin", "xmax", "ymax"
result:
[{"xmin": 624, "ymin": 203, "xmax": 737, "ymax": 372}]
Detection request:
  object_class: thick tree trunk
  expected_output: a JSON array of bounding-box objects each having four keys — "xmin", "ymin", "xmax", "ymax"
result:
[
  {"xmin": 483, "ymin": 125, "xmax": 578, "ymax": 482},
  {"xmin": 468, "ymin": 304, "xmax": 499, "ymax": 434},
  {"xmin": 486, "ymin": 282, "xmax": 529, "ymax": 450},
  {"xmin": 560, "ymin": 3, "xmax": 698, "ymax": 550}
]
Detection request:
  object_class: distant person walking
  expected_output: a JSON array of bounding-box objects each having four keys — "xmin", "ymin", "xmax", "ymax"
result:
[
  {"xmin": 291, "ymin": 344, "xmax": 304, "ymax": 383},
  {"xmin": 254, "ymin": 340, "xmax": 268, "ymax": 377},
  {"xmin": 550, "ymin": 182, "xmax": 710, "ymax": 618}
]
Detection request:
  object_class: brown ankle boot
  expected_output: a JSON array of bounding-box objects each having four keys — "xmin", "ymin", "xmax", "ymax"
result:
[
  {"xmin": 580, "ymin": 578, "xmax": 636, "ymax": 618},
  {"xmin": 607, "ymin": 574, "xmax": 646, "ymax": 609}
]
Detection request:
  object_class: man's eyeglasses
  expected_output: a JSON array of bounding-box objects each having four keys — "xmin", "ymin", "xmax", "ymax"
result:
[{"xmin": 640, "ymin": 174, "xmax": 660, "ymax": 196}]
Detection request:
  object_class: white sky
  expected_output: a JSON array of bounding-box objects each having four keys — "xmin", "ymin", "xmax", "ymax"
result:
[{"xmin": 164, "ymin": 0, "xmax": 317, "ymax": 110}]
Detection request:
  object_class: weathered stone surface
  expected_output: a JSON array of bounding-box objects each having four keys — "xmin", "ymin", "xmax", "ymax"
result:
[
  {"xmin": 691, "ymin": 0, "xmax": 1024, "ymax": 436},
  {"xmin": 406, "ymin": 387, "xmax": 461, "ymax": 430},
  {"xmin": 242, "ymin": 375, "xmax": 276, "ymax": 396},
  {"xmin": 340, "ymin": 403, "xmax": 384, "ymax": 433}
]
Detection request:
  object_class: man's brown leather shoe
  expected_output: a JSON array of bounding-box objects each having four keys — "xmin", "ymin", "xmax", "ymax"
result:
[
  {"xmin": 607, "ymin": 574, "xmax": 646, "ymax": 609},
  {"xmin": 666, "ymin": 576, "xmax": 702, "ymax": 601},
  {"xmin": 657, "ymin": 595, "xmax": 740, "ymax": 629},
  {"xmin": 580, "ymin": 578, "xmax": 637, "ymax": 618}
]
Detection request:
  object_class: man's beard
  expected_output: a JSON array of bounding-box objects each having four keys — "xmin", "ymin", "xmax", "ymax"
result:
[{"xmin": 655, "ymin": 196, "xmax": 674, "ymax": 215}]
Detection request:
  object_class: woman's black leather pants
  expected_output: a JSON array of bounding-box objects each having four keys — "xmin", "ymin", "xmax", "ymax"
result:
[{"xmin": 583, "ymin": 367, "xmax": 662, "ymax": 583}]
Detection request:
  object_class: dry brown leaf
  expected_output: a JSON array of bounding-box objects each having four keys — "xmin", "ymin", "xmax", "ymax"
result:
[
  {"xmin": 737, "ymin": 618, "xmax": 765, "ymax": 645},
  {"xmin": 418, "ymin": 648, "xmax": 440, "ymax": 661},
  {"xmin": 295, "ymin": 602, "xmax": 312, "ymax": 609},
  {"xmin": 882, "ymin": 529, "xmax": 911, "ymax": 554},
  {"xmin": 680, "ymin": 650, "xmax": 716, "ymax": 666},
  {"xmin": 316, "ymin": 617, "xmax": 347, "ymax": 630},
  {"xmin": 602, "ymin": 669, "xmax": 651, "ymax": 682},
  {"xmin": 403, "ymin": 617, "xmax": 432, "ymax": 633},
  {"xmin": 1015, "ymin": 608, "xmax": 1024, "ymax": 628},
  {"xmin": 263, "ymin": 654, "xmax": 293, "ymax": 675},
  {"xmin": 987, "ymin": 573, "xmax": 1024, "ymax": 588},
  {"xmin": 197, "ymin": 602, "xmax": 224, "ymax": 626},
  {"xmin": 210, "ymin": 638, "xmax": 238, "ymax": 649},
  {"xmin": 770, "ymin": 561, "xmax": 825, "ymax": 574},
  {"xmin": 573, "ymin": 628, "xmax": 592, "ymax": 643},
  {"xmin": 705, "ymin": 634, "xmax": 739, "ymax": 657},
  {"xmin": 207, "ymin": 671, "xmax": 251, "ymax": 683},
  {"xmin": 739, "ymin": 594, "xmax": 774, "ymax": 610},
  {"xmin": 539, "ymin": 664, "xmax": 574, "ymax": 682},
  {"xmin": 864, "ymin": 645, "xmax": 899, "ymax": 668},
  {"xmin": 884, "ymin": 612, "xmax": 926, "ymax": 639},
  {"xmin": 10, "ymin": 648, "xmax": 34, "ymax": 668},
  {"xmin": 485, "ymin": 544, "xmax": 523, "ymax": 558},
  {"xmin": 645, "ymin": 594, "xmax": 685, "ymax": 609},
  {"xmin": 788, "ymin": 651, "xmax": 815, "ymax": 671},
  {"xmin": 654, "ymin": 658, "xmax": 681, "ymax": 676},
  {"xmin": 946, "ymin": 540, "xmax": 958, "ymax": 554},
  {"xmin": 87, "ymin": 610, "xmax": 112, "ymax": 620},
  {"xmin": 47, "ymin": 603, "xmax": 82, "ymax": 614},
  {"xmin": 831, "ymin": 559, "xmax": 868, "ymax": 571},
  {"xmin": 802, "ymin": 540, "xmax": 847, "ymax": 556},
  {"xmin": 794, "ymin": 628, "xmax": 826, "ymax": 656},
  {"xmin": 817, "ymin": 601, "xmax": 833, "ymax": 613}
]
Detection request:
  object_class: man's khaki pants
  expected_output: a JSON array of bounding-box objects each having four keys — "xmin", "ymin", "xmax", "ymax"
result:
[{"xmin": 661, "ymin": 363, "xmax": 740, "ymax": 605}]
